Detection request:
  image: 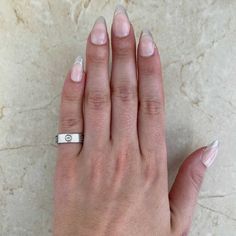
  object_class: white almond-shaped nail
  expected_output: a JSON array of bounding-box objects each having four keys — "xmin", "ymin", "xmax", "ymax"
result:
[
  {"xmin": 71, "ymin": 56, "xmax": 83, "ymax": 82},
  {"xmin": 201, "ymin": 140, "xmax": 219, "ymax": 168},
  {"xmin": 91, "ymin": 16, "xmax": 107, "ymax": 45},
  {"xmin": 140, "ymin": 29, "xmax": 155, "ymax": 57},
  {"xmin": 113, "ymin": 5, "xmax": 130, "ymax": 37}
]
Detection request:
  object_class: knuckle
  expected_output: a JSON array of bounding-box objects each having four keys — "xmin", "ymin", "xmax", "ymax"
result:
[
  {"xmin": 113, "ymin": 41, "xmax": 134, "ymax": 58},
  {"xmin": 62, "ymin": 86, "xmax": 81, "ymax": 102},
  {"xmin": 86, "ymin": 90, "xmax": 110, "ymax": 111},
  {"xmin": 141, "ymin": 96, "xmax": 163, "ymax": 115},
  {"xmin": 55, "ymin": 159, "xmax": 77, "ymax": 187},
  {"xmin": 114, "ymin": 144, "xmax": 137, "ymax": 175},
  {"xmin": 143, "ymin": 158, "xmax": 159, "ymax": 184},
  {"xmin": 140, "ymin": 63, "xmax": 157, "ymax": 76},
  {"xmin": 60, "ymin": 116, "xmax": 81, "ymax": 130},
  {"xmin": 115, "ymin": 150, "xmax": 130, "ymax": 176},
  {"xmin": 90, "ymin": 157, "xmax": 103, "ymax": 181},
  {"xmin": 116, "ymin": 149, "xmax": 129, "ymax": 165},
  {"xmin": 55, "ymin": 163, "xmax": 78, "ymax": 201},
  {"xmin": 112, "ymin": 83, "xmax": 137, "ymax": 102},
  {"xmin": 89, "ymin": 150, "xmax": 108, "ymax": 186},
  {"xmin": 87, "ymin": 49, "xmax": 108, "ymax": 65}
]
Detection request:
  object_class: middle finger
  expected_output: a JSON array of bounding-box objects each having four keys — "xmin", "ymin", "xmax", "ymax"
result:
[
  {"xmin": 84, "ymin": 17, "xmax": 111, "ymax": 149},
  {"xmin": 111, "ymin": 6, "xmax": 138, "ymax": 145}
]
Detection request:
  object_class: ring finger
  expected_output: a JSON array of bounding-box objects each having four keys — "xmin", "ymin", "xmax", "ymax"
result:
[{"xmin": 58, "ymin": 57, "xmax": 85, "ymax": 156}]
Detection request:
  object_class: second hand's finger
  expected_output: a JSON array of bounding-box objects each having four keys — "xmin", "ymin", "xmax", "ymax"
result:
[{"xmin": 169, "ymin": 141, "xmax": 219, "ymax": 235}]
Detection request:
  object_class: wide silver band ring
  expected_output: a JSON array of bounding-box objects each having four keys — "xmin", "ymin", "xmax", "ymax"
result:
[{"xmin": 55, "ymin": 133, "xmax": 84, "ymax": 144}]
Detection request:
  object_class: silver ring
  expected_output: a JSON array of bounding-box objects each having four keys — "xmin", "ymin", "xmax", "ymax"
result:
[{"xmin": 55, "ymin": 133, "xmax": 84, "ymax": 144}]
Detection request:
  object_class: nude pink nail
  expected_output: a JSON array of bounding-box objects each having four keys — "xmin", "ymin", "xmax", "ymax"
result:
[
  {"xmin": 71, "ymin": 56, "xmax": 83, "ymax": 82},
  {"xmin": 113, "ymin": 5, "xmax": 130, "ymax": 37},
  {"xmin": 201, "ymin": 140, "xmax": 219, "ymax": 168},
  {"xmin": 140, "ymin": 29, "xmax": 155, "ymax": 57},
  {"xmin": 91, "ymin": 16, "xmax": 107, "ymax": 45}
]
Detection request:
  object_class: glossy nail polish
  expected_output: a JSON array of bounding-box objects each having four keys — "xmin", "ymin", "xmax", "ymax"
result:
[
  {"xmin": 71, "ymin": 56, "xmax": 83, "ymax": 82},
  {"xmin": 91, "ymin": 16, "xmax": 107, "ymax": 45},
  {"xmin": 201, "ymin": 140, "xmax": 219, "ymax": 168},
  {"xmin": 113, "ymin": 5, "xmax": 130, "ymax": 37},
  {"xmin": 140, "ymin": 29, "xmax": 155, "ymax": 57}
]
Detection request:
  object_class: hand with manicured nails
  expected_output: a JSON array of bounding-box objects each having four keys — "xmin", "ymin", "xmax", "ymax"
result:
[{"xmin": 53, "ymin": 5, "xmax": 219, "ymax": 236}]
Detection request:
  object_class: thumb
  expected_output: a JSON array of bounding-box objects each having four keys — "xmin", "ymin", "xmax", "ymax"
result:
[{"xmin": 169, "ymin": 140, "xmax": 219, "ymax": 235}]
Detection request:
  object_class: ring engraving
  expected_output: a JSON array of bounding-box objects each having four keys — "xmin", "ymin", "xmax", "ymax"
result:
[{"xmin": 65, "ymin": 134, "xmax": 72, "ymax": 142}]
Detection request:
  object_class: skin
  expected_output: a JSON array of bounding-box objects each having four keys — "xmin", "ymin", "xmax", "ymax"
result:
[{"xmin": 53, "ymin": 9, "xmax": 209, "ymax": 236}]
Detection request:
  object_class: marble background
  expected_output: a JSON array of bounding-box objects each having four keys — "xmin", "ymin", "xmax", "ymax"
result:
[{"xmin": 0, "ymin": 0, "xmax": 235, "ymax": 235}]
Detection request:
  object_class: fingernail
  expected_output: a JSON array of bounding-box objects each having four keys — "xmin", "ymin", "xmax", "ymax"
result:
[
  {"xmin": 113, "ymin": 5, "xmax": 130, "ymax": 37},
  {"xmin": 201, "ymin": 140, "xmax": 219, "ymax": 168},
  {"xmin": 140, "ymin": 29, "xmax": 155, "ymax": 57},
  {"xmin": 71, "ymin": 56, "xmax": 83, "ymax": 82},
  {"xmin": 91, "ymin": 16, "xmax": 107, "ymax": 45}
]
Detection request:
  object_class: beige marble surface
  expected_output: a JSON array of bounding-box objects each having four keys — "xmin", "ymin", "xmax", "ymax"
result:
[{"xmin": 0, "ymin": 0, "xmax": 236, "ymax": 235}]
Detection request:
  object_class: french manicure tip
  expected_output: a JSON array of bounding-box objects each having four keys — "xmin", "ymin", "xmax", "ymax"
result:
[
  {"xmin": 207, "ymin": 140, "xmax": 219, "ymax": 148},
  {"xmin": 74, "ymin": 56, "xmax": 83, "ymax": 65},
  {"xmin": 142, "ymin": 29, "xmax": 152, "ymax": 37},
  {"xmin": 71, "ymin": 56, "xmax": 83, "ymax": 82},
  {"xmin": 201, "ymin": 139, "xmax": 219, "ymax": 168},
  {"xmin": 140, "ymin": 29, "xmax": 155, "ymax": 57},
  {"xmin": 91, "ymin": 15, "xmax": 107, "ymax": 45},
  {"xmin": 115, "ymin": 4, "xmax": 127, "ymax": 15},
  {"xmin": 96, "ymin": 16, "xmax": 106, "ymax": 24}
]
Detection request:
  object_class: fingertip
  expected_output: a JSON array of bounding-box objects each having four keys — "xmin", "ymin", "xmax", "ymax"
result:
[
  {"xmin": 90, "ymin": 16, "xmax": 108, "ymax": 46},
  {"xmin": 201, "ymin": 140, "xmax": 219, "ymax": 168},
  {"xmin": 112, "ymin": 5, "xmax": 130, "ymax": 38},
  {"xmin": 180, "ymin": 147, "xmax": 206, "ymax": 170},
  {"xmin": 71, "ymin": 56, "xmax": 85, "ymax": 83},
  {"xmin": 138, "ymin": 29, "xmax": 155, "ymax": 57},
  {"xmin": 180, "ymin": 140, "xmax": 219, "ymax": 172},
  {"xmin": 138, "ymin": 30, "xmax": 162, "ymax": 78}
]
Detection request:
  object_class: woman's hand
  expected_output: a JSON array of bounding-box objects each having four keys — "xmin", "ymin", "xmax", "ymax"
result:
[{"xmin": 53, "ymin": 6, "xmax": 219, "ymax": 236}]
